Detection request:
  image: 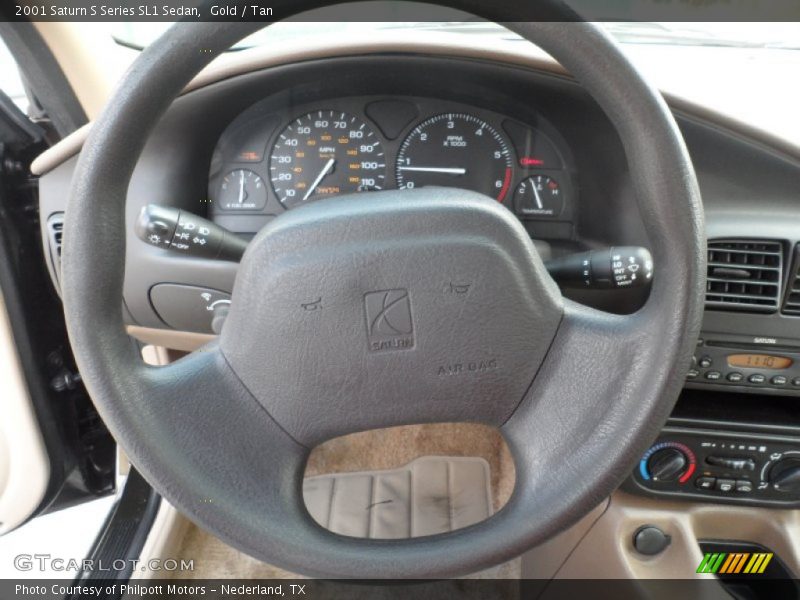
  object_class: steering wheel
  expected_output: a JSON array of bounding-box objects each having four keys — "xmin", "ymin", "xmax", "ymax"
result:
[{"xmin": 62, "ymin": 3, "xmax": 704, "ymax": 578}]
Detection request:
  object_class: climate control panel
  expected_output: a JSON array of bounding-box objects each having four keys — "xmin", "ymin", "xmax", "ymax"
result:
[{"xmin": 626, "ymin": 427, "xmax": 800, "ymax": 507}]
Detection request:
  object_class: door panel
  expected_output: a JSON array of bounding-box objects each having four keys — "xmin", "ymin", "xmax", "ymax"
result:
[
  {"xmin": 0, "ymin": 84, "xmax": 115, "ymax": 532},
  {"xmin": 0, "ymin": 291, "xmax": 49, "ymax": 533}
]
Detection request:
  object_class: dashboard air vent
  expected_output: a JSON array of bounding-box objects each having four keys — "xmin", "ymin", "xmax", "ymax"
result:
[
  {"xmin": 706, "ymin": 239, "xmax": 782, "ymax": 313},
  {"xmin": 782, "ymin": 244, "xmax": 800, "ymax": 316},
  {"xmin": 45, "ymin": 212, "xmax": 64, "ymax": 289}
]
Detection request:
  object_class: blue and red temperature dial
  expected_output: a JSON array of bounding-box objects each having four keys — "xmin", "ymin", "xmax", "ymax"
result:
[{"xmin": 640, "ymin": 441, "xmax": 696, "ymax": 484}]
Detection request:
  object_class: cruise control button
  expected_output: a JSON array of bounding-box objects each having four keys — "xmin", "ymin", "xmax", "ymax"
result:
[
  {"xmin": 695, "ymin": 477, "xmax": 715, "ymax": 490},
  {"xmin": 771, "ymin": 375, "xmax": 788, "ymax": 386},
  {"xmin": 736, "ymin": 480, "xmax": 753, "ymax": 493},
  {"xmin": 715, "ymin": 479, "xmax": 736, "ymax": 493},
  {"xmin": 705, "ymin": 371, "xmax": 722, "ymax": 381},
  {"xmin": 698, "ymin": 356, "xmax": 713, "ymax": 368},
  {"xmin": 748, "ymin": 374, "xmax": 766, "ymax": 384},
  {"xmin": 687, "ymin": 369, "xmax": 700, "ymax": 380},
  {"xmin": 726, "ymin": 372, "xmax": 744, "ymax": 383}
]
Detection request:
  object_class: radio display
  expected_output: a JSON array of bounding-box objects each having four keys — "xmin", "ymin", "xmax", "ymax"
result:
[{"xmin": 727, "ymin": 354, "xmax": 793, "ymax": 370}]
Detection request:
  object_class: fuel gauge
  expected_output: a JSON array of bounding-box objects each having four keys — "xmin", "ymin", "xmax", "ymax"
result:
[
  {"xmin": 514, "ymin": 175, "xmax": 563, "ymax": 218},
  {"xmin": 219, "ymin": 169, "xmax": 268, "ymax": 211}
]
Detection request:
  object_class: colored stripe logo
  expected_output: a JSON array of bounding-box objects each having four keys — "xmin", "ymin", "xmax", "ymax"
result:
[{"xmin": 697, "ymin": 552, "xmax": 773, "ymax": 574}]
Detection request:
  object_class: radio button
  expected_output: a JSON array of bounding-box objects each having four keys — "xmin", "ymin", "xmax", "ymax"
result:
[
  {"xmin": 715, "ymin": 479, "xmax": 736, "ymax": 493},
  {"xmin": 735, "ymin": 480, "xmax": 753, "ymax": 493},
  {"xmin": 695, "ymin": 477, "xmax": 715, "ymax": 490},
  {"xmin": 726, "ymin": 372, "xmax": 744, "ymax": 383},
  {"xmin": 772, "ymin": 375, "xmax": 788, "ymax": 386},
  {"xmin": 748, "ymin": 374, "xmax": 766, "ymax": 384},
  {"xmin": 792, "ymin": 377, "xmax": 800, "ymax": 387},
  {"xmin": 687, "ymin": 369, "xmax": 700, "ymax": 380},
  {"xmin": 705, "ymin": 371, "xmax": 722, "ymax": 381},
  {"xmin": 698, "ymin": 356, "xmax": 713, "ymax": 368}
]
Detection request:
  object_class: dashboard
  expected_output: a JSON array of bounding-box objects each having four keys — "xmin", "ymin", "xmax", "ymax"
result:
[
  {"xmin": 33, "ymin": 45, "xmax": 800, "ymax": 510},
  {"xmin": 36, "ymin": 50, "xmax": 800, "ymax": 343},
  {"xmin": 208, "ymin": 96, "xmax": 575, "ymax": 236}
]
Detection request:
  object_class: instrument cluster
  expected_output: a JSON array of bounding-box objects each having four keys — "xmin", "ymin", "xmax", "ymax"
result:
[{"xmin": 208, "ymin": 96, "xmax": 575, "ymax": 236}]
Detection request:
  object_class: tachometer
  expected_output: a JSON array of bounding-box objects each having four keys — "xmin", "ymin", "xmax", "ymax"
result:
[
  {"xmin": 396, "ymin": 113, "xmax": 513, "ymax": 202},
  {"xmin": 269, "ymin": 110, "xmax": 385, "ymax": 208}
]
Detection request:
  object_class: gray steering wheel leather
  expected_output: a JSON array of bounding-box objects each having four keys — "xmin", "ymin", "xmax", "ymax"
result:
[{"xmin": 62, "ymin": 5, "xmax": 705, "ymax": 578}]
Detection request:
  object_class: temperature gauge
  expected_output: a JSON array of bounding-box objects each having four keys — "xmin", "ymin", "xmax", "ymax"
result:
[
  {"xmin": 219, "ymin": 169, "xmax": 268, "ymax": 211},
  {"xmin": 514, "ymin": 175, "xmax": 563, "ymax": 218}
]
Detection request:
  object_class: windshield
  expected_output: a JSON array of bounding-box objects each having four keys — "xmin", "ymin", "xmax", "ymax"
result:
[{"xmin": 112, "ymin": 22, "xmax": 800, "ymax": 51}]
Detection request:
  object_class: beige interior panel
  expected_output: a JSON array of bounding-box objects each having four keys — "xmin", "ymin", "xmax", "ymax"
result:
[
  {"xmin": 522, "ymin": 489, "xmax": 799, "ymax": 586},
  {"xmin": 521, "ymin": 500, "xmax": 610, "ymax": 579},
  {"xmin": 128, "ymin": 326, "xmax": 214, "ymax": 353},
  {"xmin": 0, "ymin": 292, "xmax": 50, "ymax": 534},
  {"xmin": 305, "ymin": 422, "xmax": 515, "ymax": 513},
  {"xmin": 303, "ymin": 456, "xmax": 493, "ymax": 539}
]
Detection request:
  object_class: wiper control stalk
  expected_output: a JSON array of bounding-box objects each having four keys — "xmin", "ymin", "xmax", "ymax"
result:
[{"xmin": 136, "ymin": 204, "xmax": 653, "ymax": 291}]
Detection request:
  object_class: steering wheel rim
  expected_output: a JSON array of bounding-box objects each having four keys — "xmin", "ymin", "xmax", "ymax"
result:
[{"xmin": 62, "ymin": 8, "xmax": 705, "ymax": 578}]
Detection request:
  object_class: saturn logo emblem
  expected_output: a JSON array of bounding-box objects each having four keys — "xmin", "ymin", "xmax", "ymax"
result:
[{"xmin": 363, "ymin": 289, "xmax": 415, "ymax": 352}]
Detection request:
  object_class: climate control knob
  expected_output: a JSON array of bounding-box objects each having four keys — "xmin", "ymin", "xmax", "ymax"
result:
[
  {"xmin": 639, "ymin": 441, "xmax": 696, "ymax": 484},
  {"xmin": 648, "ymin": 448, "xmax": 688, "ymax": 482},
  {"xmin": 769, "ymin": 457, "xmax": 800, "ymax": 493}
]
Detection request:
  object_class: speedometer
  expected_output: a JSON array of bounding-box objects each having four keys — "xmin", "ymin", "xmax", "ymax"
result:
[
  {"xmin": 396, "ymin": 113, "xmax": 513, "ymax": 202},
  {"xmin": 269, "ymin": 110, "xmax": 385, "ymax": 209}
]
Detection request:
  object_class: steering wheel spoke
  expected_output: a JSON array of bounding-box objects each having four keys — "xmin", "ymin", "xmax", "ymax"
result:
[
  {"xmin": 135, "ymin": 345, "xmax": 309, "ymax": 517},
  {"xmin": 501, "ymin": 300, "xmax": 677, "ymax": 514}
]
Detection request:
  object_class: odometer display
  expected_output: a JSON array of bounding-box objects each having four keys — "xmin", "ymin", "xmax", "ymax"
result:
[
  {"xmin": 270, "ymin": 110, "xmax": 385, "ymax": 208},
  {"xmin": 396, "ymin": 113, "xmax": 513, "ymax": 202}
]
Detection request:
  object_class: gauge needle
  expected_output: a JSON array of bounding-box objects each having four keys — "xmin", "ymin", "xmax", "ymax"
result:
[
  {"xmin": 397, "ymin": 166, "xmax": 466, "ymax": 175},
  {"xmin": 238, "ymin": 170, "xmax": 245, "ymax": 204},
  {"xmin": 530, "ymin": 178, "xmax": 544, "ymax": 209},
  {"xmin": 304, "ymin": 158, "xmax": 336, "ymax": 201}
]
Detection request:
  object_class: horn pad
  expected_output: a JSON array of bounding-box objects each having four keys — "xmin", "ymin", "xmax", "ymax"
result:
[{"xmin": 220, "ymin": 188, "xmax": 563, "ymax": 445}]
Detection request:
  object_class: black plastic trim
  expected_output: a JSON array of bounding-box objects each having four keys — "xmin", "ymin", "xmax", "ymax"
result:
[{"xmin": 72, "ymin": 469, "xmax": 161, "ymax": 589}]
